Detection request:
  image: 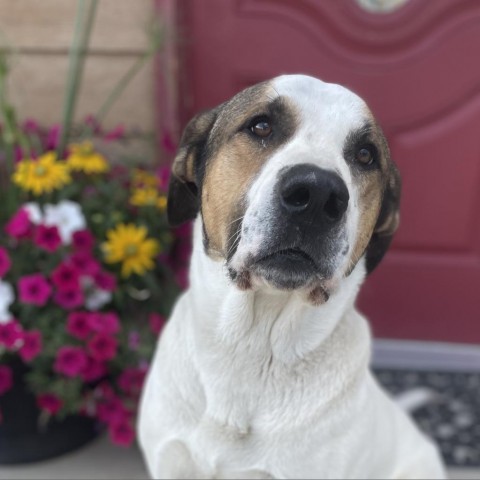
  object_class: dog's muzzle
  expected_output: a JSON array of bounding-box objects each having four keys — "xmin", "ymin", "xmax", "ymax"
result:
[{"xmin": 231, "ymin": 164, "xmax": 349, "ymax": 293}]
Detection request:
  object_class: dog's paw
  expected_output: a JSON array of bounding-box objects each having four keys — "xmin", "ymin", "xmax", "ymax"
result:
[
  {"xmin": 155, "ymin": 440, "xmax": 208, "ymax": 479},
  {"xmin": 214, "ymin": 469, "xmax": 275, "ymax": 479}
]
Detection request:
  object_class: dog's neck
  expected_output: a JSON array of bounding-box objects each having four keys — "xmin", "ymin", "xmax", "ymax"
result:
[{"xmin": 186, "ymin": 219, "xmax": 369, "ymax": 365}]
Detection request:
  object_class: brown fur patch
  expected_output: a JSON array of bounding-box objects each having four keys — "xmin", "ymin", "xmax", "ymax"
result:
[
  {"xmin": 307, "ymin": 285, "xmax": 330, "ymax": 306},
  {"xmin": 236, "ymin": 270, "xmax": 252, "ymax": 290},
  {"xmin": 202, "ymin": 136, "xmax": 271, "ymax": 256},
  {"xmin": 344, "ymin": 114, "xmax": 400, "ymax": 275},
  {"xmin": 348, "ymin": 170, "xmax": 383, "ymax": 271},
  {"xmin": 201, "ymin": 86, "xmax": 299, "ymax": 258}
]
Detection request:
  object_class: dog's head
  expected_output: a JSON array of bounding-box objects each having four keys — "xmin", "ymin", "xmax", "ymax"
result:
[{"xmin": 168, "ymin": 75, "xmax": 401, "ymax": 304}]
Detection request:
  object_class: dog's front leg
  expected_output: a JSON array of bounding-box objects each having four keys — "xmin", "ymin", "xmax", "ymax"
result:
[
  {"xmin": 155, "ymin": 440, "xmax": 210, "ymax": 479},
  {"xmin": 393, "ymin": 444, "xmax": 446, "ymax": 480},
  {"xmin": 156, "ymin": 442, "xmax": 275, "ymax": 480}
]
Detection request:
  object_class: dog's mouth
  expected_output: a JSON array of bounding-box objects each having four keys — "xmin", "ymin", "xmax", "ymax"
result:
[
  {"xmin": 248, "ymin": 247, "xmax": 319, "ymax": 290},
  {"xmin": 254, "ymin": 247, "xmax": 317, "ymax": 271},
  {"xmin": 227, "ymin": 246, "xmax": 332, "ymax": 304}
]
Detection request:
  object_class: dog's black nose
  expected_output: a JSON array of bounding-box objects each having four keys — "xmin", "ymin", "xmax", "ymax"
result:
[{"xmin": 279, "ymin": 164, "xmax": 349, "ymax": 224}]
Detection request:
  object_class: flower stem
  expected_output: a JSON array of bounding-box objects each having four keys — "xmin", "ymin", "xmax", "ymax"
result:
[
  {"xmin": 0, "ymin": 50, "xmax": 17, "ymax": 219},
  {"xmin": 57, "ymin": 0, "xmax": 99, "ymax": 158}
]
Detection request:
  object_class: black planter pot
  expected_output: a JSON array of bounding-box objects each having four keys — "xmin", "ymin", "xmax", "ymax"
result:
[{"xmin": 0, "ymin": 358, "xmax": 100, "ymax": 464}]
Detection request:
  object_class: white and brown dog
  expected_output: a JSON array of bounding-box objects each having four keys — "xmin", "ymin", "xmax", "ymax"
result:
[{"xmin": 138, "ymin": 75, "xmax": 445, "ymax": 479}]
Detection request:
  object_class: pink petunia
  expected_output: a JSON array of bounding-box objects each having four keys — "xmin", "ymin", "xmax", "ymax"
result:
[
  {"xmin": 14, "ymin": 146, "xmax": 24, "ymax": 163},
  {"xmin": 54, "ymin": 346, "xmax": 88, "ymax": 377},
  {"xmin": 19, "ymin": 330, "xmax": 42, "ymax": 362},
  {"xmin": 51, "ymin": 263, "xmax": 80, "ymax": 291},
  {"xmin": 88, "ymin": 312, "xmax": 120, "ymax": 335},
  {"xmin": 157, "ymin": 165, "xmax": 171, "ymax": 190},
  {"xmin": 72, "ymin": 230, "xmax": 95, "ymax": 252},
  {"xmin": 0, "ymin": 365, "xmax": 13, "ymax": 396},
  {"xmin": 54, "ymin": 287, "xmax": 84, "ymax": 310},
  {"xmin": 0, "ymin": 320, "xmax": 23, "ymax": 349},
  {"xmin": 0, "ymin": 247, "xmax": 11, "ymax": 278},
  {"xmin": 108, "ymin": 418, "xmax": 135, "ymax": 447},
  {"xmin": 45, "ymin": 125, "xmax": 61, "ymax": 150},
  {"xmin": 87, "ymin": 333, "xmax": 117, "ymax": 362},
  {"xmin": 37, "ymin": 393, "xmax": 63, "ymax": 415},
  {"xmin": 18, "ymin": 274, "xmax": 52, "ymax": 306},
  {"xmin": 22, "ymin": 119, "xmax": 40, "ymax": 134},
  {"xmin": 93, "ymin": 271, "xmax": 116, "ymax": 292},
  {"xmin": 81, "ymin": 357, "xmax": 107, "ymax": 382},
  {"xmin": 96, "ymin": 396, "xmax": 131, "ymax": 425},
  {"xmin": 149, "ymin": 313, "xmax": 166, "ymax": 336},
  {"xmin": 5, "ymin": 208, "xmax": 32, "ymax": 239},
  {"xmin": 69, "ymin": 252, "xmax": 101, "ymax": 276},
  {"xmin": 118, "ymin": 367, "xmax": 147, "ymax": 397},
  {"xmin": 34, "ymin": 225, "xmax": 62, "ymax": 252},
  {"xmin": 66, "ymin": 311, "xmax": 92, "ymax": 340},
  {"xmin": 94, "ymin": 381, "xmax": 115, "ymax": 401},
  {"xmin": 103, "ymin": 124, "xmax": 125, "ymax": 142}
]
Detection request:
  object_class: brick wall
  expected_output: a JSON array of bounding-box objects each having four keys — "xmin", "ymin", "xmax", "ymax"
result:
[{"xmin": 0, "ymin": 0, "xmax": 155, "ymax": 130}]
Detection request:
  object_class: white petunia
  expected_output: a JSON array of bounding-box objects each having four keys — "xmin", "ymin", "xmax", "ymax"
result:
[
  {"xmin": 0, "ymin": 281, "xmax": 15, "ymax": 324},
  {"xmin": 44, "ymin": 200, "xmax": 86, "ymax": 244},
  {"xmin": 24, "ymin": 202, "xmax": 43, "ymax": 224},
  {"xmin": 0, "ymin": 310, "xmax": 12, "ymax": 324},
  {"xmin": 85, "ymin": 289, "xmax": 112, "ymax": 311}
]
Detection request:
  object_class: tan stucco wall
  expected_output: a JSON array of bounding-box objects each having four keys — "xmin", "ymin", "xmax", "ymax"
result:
[{"xmin": 0, "ymin": 0, "xmax": 155, "ymax": 130}]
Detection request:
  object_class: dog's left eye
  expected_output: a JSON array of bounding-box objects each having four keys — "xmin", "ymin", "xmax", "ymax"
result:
[
  {"xmin": 250, "ymin": 119, "xmax": 272, "ymax": 138},
  {"xmin": 355, "ymin": 146, "xmax": 376, "ymax": 166}
]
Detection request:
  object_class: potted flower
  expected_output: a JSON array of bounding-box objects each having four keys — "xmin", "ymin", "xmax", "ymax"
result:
[{"xmin": 0, "ymin": 1, "xmax": 188, "ymax": 463}]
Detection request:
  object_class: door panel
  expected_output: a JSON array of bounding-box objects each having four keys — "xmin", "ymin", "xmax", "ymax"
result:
[{"xmin": 175, "ymin": 0, "xmax": 480, "ymax": 342}]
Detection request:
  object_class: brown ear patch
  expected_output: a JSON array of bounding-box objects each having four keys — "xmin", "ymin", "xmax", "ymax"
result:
[
  {"xmin": 365, "ymin": 162, "xmax": 401, "ymax": 273},
  {"xmin": 166, "ymin": 107, "xmax": 220, "ymax": 227}
]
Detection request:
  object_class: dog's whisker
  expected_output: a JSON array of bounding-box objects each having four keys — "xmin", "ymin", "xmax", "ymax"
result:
[
  {"xmin": 225, "ymin": 215, "xmax": 245, "ymax": 230},
  {"xmin": 226, "ymin": 231, "xmax": 243, "ymax": 258}
]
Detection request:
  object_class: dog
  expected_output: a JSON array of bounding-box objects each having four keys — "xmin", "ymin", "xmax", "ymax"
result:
[{"xmin": 138, "ymin": 75, "xmax": 445, "ymax": 479}]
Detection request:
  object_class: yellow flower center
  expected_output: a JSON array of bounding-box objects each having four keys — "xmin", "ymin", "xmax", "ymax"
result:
[
  {"xmin": 35, "ymin": 165, "xmax": 47, "ymax": 177},
  {"xmin": 102, "ymin": 223, "xmax": 160, "ymax": 278},
  {"xmin": 125, "ymin": 244, "xmax": 138, "ymax": 257}
]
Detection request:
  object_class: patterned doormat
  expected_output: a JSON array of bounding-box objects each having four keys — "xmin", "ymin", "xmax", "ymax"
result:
[{"xmin": 374, "ymin": 369, "xmax": 480, "ymax": 468}]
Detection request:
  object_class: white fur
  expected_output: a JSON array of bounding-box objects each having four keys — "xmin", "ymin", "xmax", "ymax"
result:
[{"xmin": 138, "ymin": 76, "xmax": 445, "ymax": 479}]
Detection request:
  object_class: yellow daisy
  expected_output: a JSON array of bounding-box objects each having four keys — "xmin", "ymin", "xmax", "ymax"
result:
[
  {"xmin": 67, "ymin": 141, "xmax": 109, "ymax": 174},
  {"xmin": 132, "ymin": 169, "xmax": 158, "ymax": 189},
  {"xmin": 130, "ymin": 188, "xmax": 167, "ymax": 211},
  {"xmin": 102, "ymin": 223, "xmax": 160, "ymax": 278},
  {"xmin": 12, "ymin": 152, "xmax": 71, "ymax": 196}
]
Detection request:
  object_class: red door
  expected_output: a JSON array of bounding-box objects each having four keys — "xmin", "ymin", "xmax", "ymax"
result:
[{"xmin": 165, "ymin": 0, "xmax": 480, "ymax": 343}]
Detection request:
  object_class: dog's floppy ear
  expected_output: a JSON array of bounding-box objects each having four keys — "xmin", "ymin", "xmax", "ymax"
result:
[
  {"xmin": 167, "ymin": 107, "xmax": 219, "ymax": 227},
  {"xmin": 365, "ymin": 162, "xmax": 401, "ymax": 274}
]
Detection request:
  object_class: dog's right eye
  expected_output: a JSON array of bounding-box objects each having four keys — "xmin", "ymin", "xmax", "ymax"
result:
[
  {"xmin": 249, "ymin": 117, "xmax": 272, "ymax": 138},
  {"xmin": 355, "ymin": 145, "xmax": 377, "ymax": 167}
]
